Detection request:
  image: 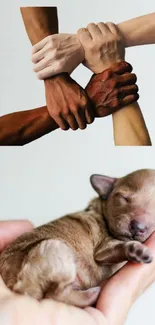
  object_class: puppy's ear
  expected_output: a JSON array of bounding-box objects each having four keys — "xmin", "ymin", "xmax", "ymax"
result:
[{"xmin": 90, "ymin": 174, "xmax": 117, "ymax": 199}]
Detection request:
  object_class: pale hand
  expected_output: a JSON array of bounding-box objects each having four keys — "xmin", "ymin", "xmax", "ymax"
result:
[
  {"xmin": 77, "ymin": 22, "xmax": 125, "ymax": 73},
  {"xmin": 0, "ymin": 221, "xmax": 155, "ymax": 325},
  {"xmin": 32, "ymin": 34, "xmax": 84, "ymax": 80}
]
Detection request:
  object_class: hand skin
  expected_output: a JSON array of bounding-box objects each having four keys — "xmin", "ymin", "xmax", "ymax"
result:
[
  {"xmin": 32, "ymin": 12, "xmax": 155, "ymax": 79},
  {"xmin": 32, "ymin": 34, "xmax": 84, "ymax": 80},
  {"xmin": 0, "ymin": 220, "xmax": 155, "ymax": 325},
  {"xmin": 0, "ymin": 62, "xmax": 138, "ymax": 145},
  {"xmin": 78, "ymin": 22, "xmax": 125, "ymax": 73},
  {"xmin": 78, "ymin": 23, "xmax": 151, "ymax": 146},
  {"xmin": 20, "ymin": 7, "xmax": 94, "ymax": 131}
]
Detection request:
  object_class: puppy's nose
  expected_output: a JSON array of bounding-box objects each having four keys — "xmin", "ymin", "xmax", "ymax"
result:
[{"xmin": 130, "ymin": 220, "xmax": 147, "ymax": 237}]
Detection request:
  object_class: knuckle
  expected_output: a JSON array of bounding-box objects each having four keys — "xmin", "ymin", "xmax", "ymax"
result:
[
  {"xmin": 77, "ymin": 27, "xmax": 86, "ymax": 34},
  {"xmin": 115, "ymin": 98, "xmax": 121, "ymax": 107},
  {"xmin": 47, "ymin": 35, "xmax": 53, "ymax": 42},
  {"xmin": 132, "ymin": 73, "xmax": 137, "ymax": 82},
  {"xmin": 52, "ymin": 110, "xmax": 61, "ymax": 118},
  {"xmin": 37, "ymin": 72, "xmax": 43, "ymax": 80},
  {"xmin": 31, "ymin": 55, "xmax": 37, "ymax": 64},
  {"xmin": 87, "ymin": 22, "xmax": 96, "ymax": 28},
  {"xmin": 134, "ymin": 84, "xmax": 139, "ymax": 92},
  {"xmin": 81, "ymin": 96, "xmax": 88, "ymax": 107},
  {"xmin": 110, "ymin": 78, "xmax": 117, "ymax": 88}
]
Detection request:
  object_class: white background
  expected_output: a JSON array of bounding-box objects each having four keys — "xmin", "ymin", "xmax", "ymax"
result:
[{"xmin": 0, "ymin": 0, "xmax": 155, "ymax": 324}]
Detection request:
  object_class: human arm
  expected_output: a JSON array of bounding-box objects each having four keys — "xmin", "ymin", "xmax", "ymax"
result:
[
  {"xmin": 77, "ymin": 23, "xmax": 151, "ymax": 146},
  {"xmin": 0, "ymin": 106, "xmax": 58, "ymax": 146},
  {"xmin": 20, "ymin": 7, "xmax": 94, "ymax": 130},
  {"xmin": 32, "ymin": 12, "xmax": 155, "ymax": 80},
  {"xmin": 118, "ymin": 12, "xmax": 155, "ymax": 48},
  {"xmin": 0, "ymin": 63, "xmax": 138, "ymax": 146}
]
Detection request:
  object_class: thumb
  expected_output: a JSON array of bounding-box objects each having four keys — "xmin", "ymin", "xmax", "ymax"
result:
[
  {"xmin": 97, "ymin": 232, "xmax": 155, "ymax": 325},
  {"xmin": 0, "ymin": 220, "xmax": 33, "ymax": 252},
  {"xmin": 0, "ymin": 276, "xmax": 12, "ymax": 299}
]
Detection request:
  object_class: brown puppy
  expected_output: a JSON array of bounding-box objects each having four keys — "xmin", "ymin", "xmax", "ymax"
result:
[{"xmin": 0, "ymin": 169, "xmax": 154, "ymax": 307}]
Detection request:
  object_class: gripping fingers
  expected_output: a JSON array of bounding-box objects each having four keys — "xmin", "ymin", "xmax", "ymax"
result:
[
  {"xmin": 73, "ymin": 109, "xmax": 87, "ymax": 129},
  {"xmin": 109, "ymin": 84, "xmax": 139, "ymax": 100},
  {"xmin": 53, "ymin": 114, "xmax": 70, "ymax": 131},
  {"xmin": 85, "ymin": 102, "xmax": 95, "ymax": 124},
  {"xmin": 86, "ymin": 23, "xmax": 102, "ymax": 39},
  {"xmin": 110, "ymin": 61, "xmax": 133, "ymax": 75},
  {"xmin": 62, "ymin": 113, "xmax": 79, "ymax": 131},
  {"xmin": 120, "ymin": 93, "xmax": 139, "ymax": 106},
  {"xmin": 32, "ymin": 37, "xmax": 49, "ymax": 54},
  {"xmin": 117, "ymin": 73, "xmax": 137, "ymax": 86}
]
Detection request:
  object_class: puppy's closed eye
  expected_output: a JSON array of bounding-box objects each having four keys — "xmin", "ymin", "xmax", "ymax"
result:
[{"xmin": 115, "ymin": 192, "xmax": 131, "ymax": 205}]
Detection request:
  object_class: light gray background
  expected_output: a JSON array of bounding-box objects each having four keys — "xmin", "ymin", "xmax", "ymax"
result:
[{"xmin": 0, "ymin": 0, "xmax": 155, "ymax": 324}]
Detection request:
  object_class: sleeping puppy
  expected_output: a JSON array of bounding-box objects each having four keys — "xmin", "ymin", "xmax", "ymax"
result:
[{"xmin": 0, "ymin": 169, "xmax": 155, "ymax": 308}]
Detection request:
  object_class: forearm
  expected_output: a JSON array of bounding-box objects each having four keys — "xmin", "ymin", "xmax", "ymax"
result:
[
  {"xmin": 117, "ymin": 12, "xmax": 155, "ymax": 47},
  {"xmin": 20, "ymin": 7, "xmax": 58, "ymax": 45},
  {"xmin": 0, "ymin": 106, "xmax": 58, "ymax": 146},
  {"xmin": 112, "ymin": 102, "xmax": 152, "ymax": 146}
]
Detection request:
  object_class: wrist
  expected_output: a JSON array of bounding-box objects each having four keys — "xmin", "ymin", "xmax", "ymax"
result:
[
  {"xmin": 75, "ymin": 34, "xmax": 85, "ymax": 63},
  {"xmin": 94, "ymin": 58, "xmax": 123, "ymax": 74}
]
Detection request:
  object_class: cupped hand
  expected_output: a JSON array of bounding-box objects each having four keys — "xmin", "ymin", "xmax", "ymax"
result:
[
  {"xmin": 44, "ymin": 73, "xmax": 94, "ymax": 130},
  {"xmin": 0, "ymin": 221, "xmax": 155, "ymax": 325},
  {"xmin": 32, "ymin": 34, "xmax": 84, "ymax": 80},
  {"xmin": 77, "ymin": 22, "xmax": 125, "ymax": 73}
]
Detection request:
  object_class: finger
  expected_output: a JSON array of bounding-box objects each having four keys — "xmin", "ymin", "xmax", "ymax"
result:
[
  {"xmin": 33, "ymin": 57, "xmax": 49, "ymax": 73},
  {"xmin": 97, "ymin": 22, "xmax": 111, "ymax": 35},
  {"xmin": 53, "ymin": 114, "xmax": 70, "ymax": 131},
  {"xmin": 73, "ymin": 108, "xmax": 87, "ymax": 130},
  {"xmin": 0, "ymin": 220, "xmax": 33, "ymax": 252},
  {"xmin": 110, "ymin": 61, "xmax": 133, "ymax": 75},
  {"xmin": 85, "ymin": 102, "xmax": 95, "ymax": 124},
  {"xmin": 32, "ymin": 37, "xmax": 49, "ymax": 54},
  {"xmin": 106, "ymin": 22, "xmax": 121, "ymax": 37},
  {"xmin": 97, "ymin": 232, "xmax": 155, "ymax": 325},
  {"xmin": 117, "ymin": 73, "xmax": 137, "ymax": 86},
  {"xmin": 120, "ymin": 93, "xmax": 139, "ymax": 106},
  {"xmin": 87, "ymin": 62, "xmax": 133, "ymax": 85},
  {"xmin": 87, "ymin": 23, "xmax": 102, "ymax": 39},
  {"xmin": 37, "ymin": 65, "xmax": 62, "ymax": 80},
  {"xmin": 32, "ymin": 47, "xmax": 47, "ymax": 64},
  {"xmin": 77, "ymin": 27, "xmax": 92, "ymax": 44},
  {"xmin": 63, "ymin": 113, "xmax": 79, "ymax": 131},
  {"xmin": 109, "ymin": 84, "xmax": 139, "ymax": 100},
  {"xmin": 0, "ymin": 276, "xmax": 12, "ymax": 298}
]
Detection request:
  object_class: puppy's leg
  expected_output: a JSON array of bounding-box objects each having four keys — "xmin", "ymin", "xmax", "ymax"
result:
[
  {"xmin": 94, "ymin": 239, "xmax": 153, "ymax": 264},
  {"xmin": 13, "ymin": 239, "xmax": 76, "ymax": 300}
]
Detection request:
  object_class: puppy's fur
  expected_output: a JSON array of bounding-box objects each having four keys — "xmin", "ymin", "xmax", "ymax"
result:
[{"xmin": 0, "ymin": 169, "xmax": 155, "ymax": 307}]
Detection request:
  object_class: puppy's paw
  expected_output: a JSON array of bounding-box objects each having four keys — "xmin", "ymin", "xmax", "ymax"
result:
[{"xmin": 125, "ymin": 241, "xmax": 153, "ymax": 264}]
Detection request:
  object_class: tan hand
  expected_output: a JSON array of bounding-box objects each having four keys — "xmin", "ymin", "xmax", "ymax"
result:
[
  {"xmin": 77, "ymin": 22, "xmax": 125, "ymax": 73},
  {"xmin": 44, "ymin": 73, "xmax": 94, "ymax": 130},
  {"xmin": 32, "ymin": 34, "xmax": 84, "ymax": 80}
]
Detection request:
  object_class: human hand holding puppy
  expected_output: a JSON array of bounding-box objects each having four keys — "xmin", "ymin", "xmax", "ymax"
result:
[{"xmin": 0, "ymin": 219, "xmax": 155, "ymax": 325}]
